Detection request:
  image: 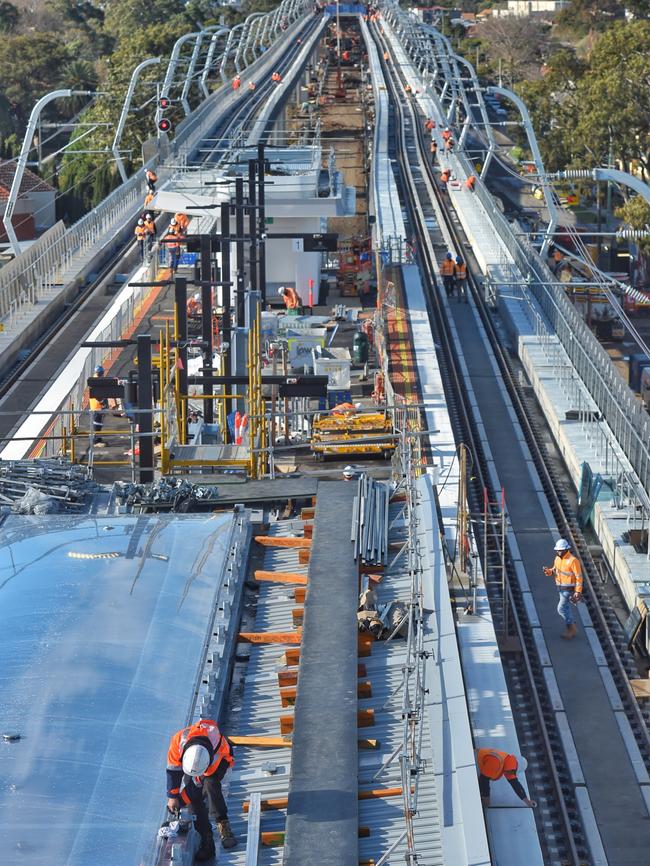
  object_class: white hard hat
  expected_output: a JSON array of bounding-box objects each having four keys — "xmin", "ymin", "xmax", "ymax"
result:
[
  {"xmin": 170, "ymin": 218, "xmax": 177, "ymax": 225},
  {"xmin": 343, "ymin": 465, "xmax": 356, "ymax": 479},
  {"xmin": 137, "ymin": 219, "xmax": 144, "ymax": 225},
  {"xmin": 554, "ymin": 538, "xmax": 570, "ymax": 551},
  {"xmin": 193, "ymin": 293, "xmax": 201, "ymax": 301},
  {"xmin": 278, "ymin": 287, "xmax": 286, "ymax": 295},
  {"xmin": 182, "ymin": 744, "xmax": 210, "ymax": 776},
  {"xmin": 354, "ymin": 402, "xmax": 362, "ymax": 410}
]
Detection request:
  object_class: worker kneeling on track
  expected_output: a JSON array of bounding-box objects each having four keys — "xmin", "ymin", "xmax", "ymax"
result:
[
  {"xmin": 476, "ymin": 749, "xmax": 536, "ymax": 808},
  {"xmin": 166, "ymin": 718, "xmax": 237, "ymax": 858}
]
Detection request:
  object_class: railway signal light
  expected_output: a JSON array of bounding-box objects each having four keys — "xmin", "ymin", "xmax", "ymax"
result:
[
  {"xmin": 158, "ymin": 97, "xmax": 172, "ymax": 109},
  {"xmin": 158, "ymin": 117, "xmax": 173, "ymax": 133}
]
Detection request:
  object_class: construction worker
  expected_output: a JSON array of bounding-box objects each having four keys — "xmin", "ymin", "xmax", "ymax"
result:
[
  {"xmin": 144, "ymin": 191, "xmax": 155, "ymax": 209},
  {"xmin": 272, "ymin": 71, "xmax": 283, "ymax": 84},
  {"xmin": 278, "ymin": 285, "xmax": 300, "ymax": 310},
  {"xmin": 465, "ymin": 174, "xmax": 476, "ymax": 192},
  {"xmin": 405, "ymin": 83, "xmax": 412, "ymax": 94},
  {"xmin": 332, "ymin": 402, "xmax": 362, "ymax": 415},
  {"xmin": 440, "ymin": 252, "xmax": 455, "ymax": 298},
  {"xmin": 544, "ymin": 538, "xmax": 583, "ymax": 639},
  {"xmin": 232, "ymin": 75, "xmax": 241, "ymax": 90},
  {"xmin": 174, "ymin": 212, "xmax": 190, "ymax": 233},
  {"xmin": 89, "ymin": 365, "xmax": 108, "ymax": 445},
  {"xmin": 445, "ymin": 137, "xmax": 454, "ymax": 153},
  {"xmin": 187, "ymin": 292, "xmax": 201, "ymax": 317},
  {"xmin": 454, "ymin": 255, "xmax": 467, "ymax": 302},
  {"xmin": 476, "ymin": 749, "xmax": 536, "ymax": 808},
  {"xmin": 430, "ymin": 139, "xmax": 438, "ymax": 163},
  {"xmin": 424, "ymin": 118, "xmax": 434, "ymax": 132},
  {"xmin": 439, "ymin": 168, "xmax": 450, "ymax": 193},
  {"xmin": 169, "ymin": 217, "xmax": 186, "ymax": 240},
  {"xmin": 143, "ymin": 212, "xmax": 156, "ymax": 251},
  {"xmin": 165, "ymin": 231, "xmax": 181, "ymax": 273},
  {"xmin": 442, "ymin": 127, "xmax": 452, "ymax": 143},
  {"xmin": 383, "ymin": 51, "xmax": 389, "ymax": 61},
  {"xmin": 248, "ymin": 81, "xmax": 256, "ymax": 91},
  {"xmin": 166, "ymin": 718, "xmax": 236, "ymax": 856},
  {"xmin": 134, "ymin": 219, "xmax": 148, "ymax": 261},
  {"xmin": 145, "ymin": 167, "xmax": 157, "ymax": 193}
]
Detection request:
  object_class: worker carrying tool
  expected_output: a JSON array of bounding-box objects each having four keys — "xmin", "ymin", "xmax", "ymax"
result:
[
  {"xmin": 232, "ymin": 75, "xmax": 241, "ymax": 90},
  {"xmin": 145, "ymin": 167, "xmax": 157, "ymax": 193},
  {"xmin": 544, "ymin": 538, "xmax": 583, "ymax": 639},
  {"xmin": 278, "ymin": 285, "xmax": 301, "ymax": 310},
  {"xmin": 440, "ymin": 253, "xmax": 456, "ymax": 298},
  {"xmin": 476, "ymin": 749, "xmax": 537, "ymax": 808},
  {"xmin": 166, "ymin": 718, "xmax": 236, "ymax": 857}
]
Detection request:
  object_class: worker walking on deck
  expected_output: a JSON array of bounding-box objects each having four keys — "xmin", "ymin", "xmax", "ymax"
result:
[
  {"xmin": 454, "ymin": 255, "xmax": 467, "ymax": 302},
  {"xmin": 544, "ymin": 538, "xmax": 583, "ymax": 639},
  {"xmin": 476, "ymin": 749, "xmax": 536, "ymax": 808},
  {"xmin": 166, "ymin": 718, "xmax": 236, "ymax": 857},
  {"xmin": 430, "ymin": 139, "xmax": 438, "ymax": 164},
  {"xmin": 440, "ymin": 252, "xmax": 456, "ymax": 298},
  {"xmin": 439, "ymin": 168, "xmax": 450, "ymax": 193},
  {"xmin": 135, "ymin": 219, "xmax": 148, "ymax": 261}
]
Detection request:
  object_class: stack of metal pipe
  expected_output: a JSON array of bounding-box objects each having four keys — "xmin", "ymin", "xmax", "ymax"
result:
[{"xmin": 351, "ymin": 475, "xmax": 390, "ymax": 565}]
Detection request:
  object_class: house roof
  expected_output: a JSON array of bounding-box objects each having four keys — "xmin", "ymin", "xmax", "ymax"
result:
[
  {"xmin": 0, "ymin": 159, "xmax": 55, "ymax": 201},
  {"xmin": 476, "ymin": 8, "xmax": 492, "ymax": 17}
]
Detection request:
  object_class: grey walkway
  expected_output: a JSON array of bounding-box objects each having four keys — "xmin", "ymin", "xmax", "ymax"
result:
[
  {"xmin": 451, "ymin": 298, "xmax": 650, "ymax": 865},
  {"xmin": 283, "ymin": 480, "xmax": 359, "ymax": 866}
]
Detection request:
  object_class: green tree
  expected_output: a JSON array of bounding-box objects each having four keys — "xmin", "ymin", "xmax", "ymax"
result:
[
  {"xmin": 556, "ymin": 0, "xmax": 621, "ymax": 35},
  {"xmin": 0, "ymin": 1, "xmax": 19, "ymax": 33},
  {"xmin": 0, "ymin": 32, "xmax": 69, "ymax": 108},
  {"xmin": 616, "ymin": 196, "xmax": 650, "ymax": 254},
  {"xmin": 516, "ymin": 48, "xmax": 585, "ymax": 171},
  {"xmin": 570, "ymin": 21, "xmax": 650, "ymax": 178}
]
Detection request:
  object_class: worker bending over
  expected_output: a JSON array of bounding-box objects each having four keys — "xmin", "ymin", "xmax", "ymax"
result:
[
  {"xmin": 187, "ymin": 292, "xmax": 202, "ymax": 317},
  {"xmin": 166, "ymin": 718, "xmax": 236, "ymax": 857},
  {"xmin": 544, "ymin": 538, "xmax": 583, "ymax": 639},
  {"xmin": 278, "ymin": 285, "xmax": 301, "ymax": 310},
  {"xmin": 476, "ymin": 749, "xmax": 536, "ymax": 808}
]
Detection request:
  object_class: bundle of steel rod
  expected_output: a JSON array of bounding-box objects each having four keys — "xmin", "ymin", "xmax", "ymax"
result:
[
  {"xmin": 351, "ymin": 475, "xmax": 390, "ymax": 565},
  {"xmin": 0, "ymin": 459, "xmax": 94, "ymax": 508}
]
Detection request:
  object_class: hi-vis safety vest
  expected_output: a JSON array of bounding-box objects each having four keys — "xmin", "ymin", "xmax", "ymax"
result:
[
  {"xmin": 441, "ymin": 259, "xmax": 455, "ymax": 276},
  {"xmin": 455, "ymin": 262, "xmax": 467, "ymax": 280},
  {"xmin": 477, "ymin": 748, "xmax": 517, "ymax": 781},
  {"xmin": 553, "ymin": 553, "xmax": 583, "ymax": 592},
  {"xmin": 167, "ymin": 719, "xmax": 234, "ymax": 784}
]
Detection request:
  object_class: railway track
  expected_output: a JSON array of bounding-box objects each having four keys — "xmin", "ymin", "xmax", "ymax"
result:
[
  {"xmin": 0, "ymin": 24, "xmax": 317, "ymax": 446},
  {"xmin": 374, "ymin": 25, "xmax": 650, "ymax": 866}
]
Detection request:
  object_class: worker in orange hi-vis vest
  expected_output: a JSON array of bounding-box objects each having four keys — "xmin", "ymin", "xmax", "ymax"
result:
[{"xmin": 476, "ymin": 749, "xmax": 536, "ymax": 808}]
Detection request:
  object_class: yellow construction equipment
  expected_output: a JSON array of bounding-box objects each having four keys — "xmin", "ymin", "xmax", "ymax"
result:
[{"xmin": 311, "ymin": 410, "xmax": 395, "ymax": 460}]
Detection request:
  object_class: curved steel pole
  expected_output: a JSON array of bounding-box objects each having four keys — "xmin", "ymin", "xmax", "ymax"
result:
[
  {"xmin": 489, "ymin": 85, "xmax": 559, "ymax": 257},
  {"xmin": 553, "ymin": 168, "xmax": 650, "ymax": 209},
  {"xmin": 112, "ymin": 57, "xmax": 161, "ymax": 183},
  {"xmin": 236, "ymin": 13, "xmax": 266, "ymax": 72},
  {"xmin": 200, "ymin": 27, "xmax": 230, "ymax": 99},
  {"xmin": 452, "ymin": 51, "xmax": 495, "ymax": 178},
  {"xmin": 156, "ymin": 32, "xmax": 200, "ymax": 128},
  {"xmin": 3, "ymin": 89, "xmax": 92, "ymax": 256},
  {"xmin": 220, "ymin": 24, "xmax": 245, "ymax": 85}
]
